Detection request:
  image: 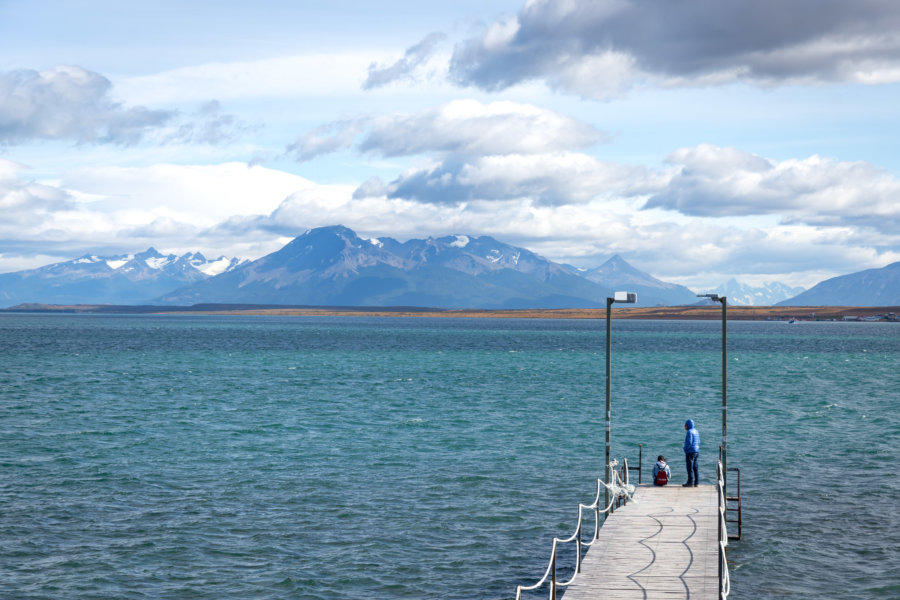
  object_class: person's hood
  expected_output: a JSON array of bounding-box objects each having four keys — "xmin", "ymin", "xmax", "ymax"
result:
[
  {"xmin": 685, "ymin": 419, "xmax": 695, "ymax": 429},
  {"xmin": 656, "ymin": 460, "xmax": 667, "ymax": 467}
]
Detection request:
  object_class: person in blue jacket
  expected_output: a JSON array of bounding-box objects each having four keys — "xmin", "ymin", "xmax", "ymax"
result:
[{"xmin": 683, "ymin": 419, "xmax": 700, "ymax": 487}]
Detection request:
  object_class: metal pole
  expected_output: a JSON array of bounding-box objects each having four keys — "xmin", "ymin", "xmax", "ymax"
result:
[
  {"xmin": 605, "ymin": 297, "xmax": 613, "ymax": 514},
  {"xmin": 551, "ymin": 549, "xmax": 557, "ymax": 600},
  {"xmin": 638, "ymin": 443, "xmax": 643, "ymax": 484},
  {"xmin": 720, "ymin": 296, "xmax": 727, "ymax": 496}
]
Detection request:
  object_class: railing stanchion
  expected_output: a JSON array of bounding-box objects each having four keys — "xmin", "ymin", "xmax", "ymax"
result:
[
  {"xmin": 550, "ymin": 547, "xmax": 557, "ymax": 600},
  {"xmin": 518, "ymin": 450, "xmax": 738, "ymax": 598},
  {"xmin": 515, "ymin": 449, "xmax": 639, "ymax": 598}
]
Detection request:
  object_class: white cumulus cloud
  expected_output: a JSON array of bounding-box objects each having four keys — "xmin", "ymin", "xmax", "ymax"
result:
[
  {"xmin": 0, "ymin": 161, "xmax": 325, "ymax": 269},
  {"xmin": 0, "ymin": 65, "xmax": 173, "ymax": 145},
  {"xmin": 645, "ymin": 145, "xmax": 900, "ymax": 234},
  {"xmin": 359, "ymin": 152, "xmax": 658, "ymax": 205},
  {"xmin": 287, "ymin": 99, "xmax": 604, "ymax": 161}
]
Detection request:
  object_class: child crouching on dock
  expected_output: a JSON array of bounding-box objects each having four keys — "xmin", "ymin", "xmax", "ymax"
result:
[{"xmin": 653, "ymin": 455, "xmax": 671, "ymax": 486}]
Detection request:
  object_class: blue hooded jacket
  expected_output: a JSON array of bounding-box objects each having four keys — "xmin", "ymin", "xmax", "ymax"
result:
[{"xmin": 683, "ymin": 419, "xmax": 700, "ymax": 453}]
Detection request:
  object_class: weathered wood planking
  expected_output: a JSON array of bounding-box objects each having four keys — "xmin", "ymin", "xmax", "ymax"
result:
[{"xmin": 561, "ymin": 484, "xmax": 721, "ymax": 600}]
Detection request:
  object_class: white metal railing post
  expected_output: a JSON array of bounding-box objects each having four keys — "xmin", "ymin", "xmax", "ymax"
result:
[
  {"xmin": 576, "ymin": 535, "xmax": 582, "ymax": 574},
  {"xmin": 550, "ymin": 546, "xmax": 557, "ymax": 600},
  {"xmin": 515, "ymin": 456, "xmax": 637, "ymax": 598}
]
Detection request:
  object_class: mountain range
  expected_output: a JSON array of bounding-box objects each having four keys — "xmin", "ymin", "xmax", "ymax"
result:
[
  {"xmin": 579, "ymin": 255, "xmax": 699, "ymax": 306},
  {"xmin": 156, "ymin": 226, "xmax": 697, "ymax": 308},
  {"xmin": 0, "ymin": 248, "xmax": 243, "ymax": 307},
  {"xmin": 713, "ymin": 278, "xmax": 807, "ymax": 306},
  {"xmin": 776, "ymin": 261, "xmax": 900, "ymax": 307},
  {"xmin": 1, "ymin": 226, "xmax": 896, "ymax": 308}
]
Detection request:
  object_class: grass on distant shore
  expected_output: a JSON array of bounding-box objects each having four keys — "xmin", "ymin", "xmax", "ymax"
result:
[
  {"xmin": 4, "ymin": 303, "xmax": 897, "ymax": 320},
  {"xmin": 161, "ymin": 305, "xmax": 899, "ymax": 320}
]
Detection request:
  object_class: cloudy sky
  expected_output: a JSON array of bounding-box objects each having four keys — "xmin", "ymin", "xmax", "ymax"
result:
[{"xmin": 2, "ymin": 0, "xmax": 899, "ymax": 290}]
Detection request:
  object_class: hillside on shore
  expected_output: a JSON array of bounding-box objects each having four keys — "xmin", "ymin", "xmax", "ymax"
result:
[{"xmin": 4, "ymin": 303, "xmax": 897, "ymax": 321}]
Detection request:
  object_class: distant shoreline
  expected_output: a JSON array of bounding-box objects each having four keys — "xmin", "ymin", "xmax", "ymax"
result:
[{"xmin": 2, "ymin": 303, "xmax": 898, "ymax": 321}]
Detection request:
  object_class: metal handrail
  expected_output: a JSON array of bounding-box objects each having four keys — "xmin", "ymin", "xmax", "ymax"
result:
[
  {"xmin": 717, "ymin": 461, "xmax": 731, "ymax": 599},
  {"xmin": 515, "ymin": 460, "xmax": 635, "ymax": 600}
]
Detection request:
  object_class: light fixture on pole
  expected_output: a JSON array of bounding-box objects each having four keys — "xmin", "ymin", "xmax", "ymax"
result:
[
  {"xmin": 605, "ymin": 291, "xmax": 636, "ymax": 514},
  {"xmin": 698, "ymin": 293, "xmax": 727, "ymax": 494}
]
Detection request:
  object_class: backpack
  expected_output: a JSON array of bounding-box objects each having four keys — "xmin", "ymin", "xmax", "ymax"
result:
[{"xmin": 655, "ymin": 466, "xmax": 668, "ymax": 486}]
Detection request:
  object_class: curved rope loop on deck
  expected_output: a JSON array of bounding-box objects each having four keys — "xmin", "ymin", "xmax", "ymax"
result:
[{"xmin": 514, "ymin": 459, "xmax": 634, "ymax": 600}]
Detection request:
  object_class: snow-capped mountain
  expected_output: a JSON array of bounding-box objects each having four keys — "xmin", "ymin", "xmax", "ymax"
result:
[
  {"xmin": 2, "ymin": 226, "xmax": 715, "ymax": 309},
  {"xmin": 713, "ymin": 278, "xmax": 807, "ymax": 306},
  {"xmin": 5, "ymin": 228, "xmax": 896, "ymax": 309},
  {"xmin": 380, "ymin": 234, "xmax": 575, "ymax": 280},
  {"xmin": 0, "ymin": 248, "xmax": 243, "ymax": 307},
  {"xmin": 157, "ymin": 225, "xmax": 614, "ymax": 308},
  {"xmin": 157, "ymin": 225, "xmax": 695, "ymax": 308},
  {"xmin": 115, "ymin": 249, "xmax": 242, "ymax": 279}
]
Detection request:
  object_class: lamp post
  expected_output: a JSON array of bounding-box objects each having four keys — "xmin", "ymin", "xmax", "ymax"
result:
[
  {"xmin": 606, "ymin": 291, "xmax": 636, "ymax": 513},
  {"xmin": 698, "ymin": 293, "xmax": 727, "ymax": 494}
]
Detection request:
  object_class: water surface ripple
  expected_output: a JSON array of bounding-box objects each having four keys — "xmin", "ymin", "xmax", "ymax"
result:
[{"xmin": 1, "ymin": 315, "xmax": 897, "ymax": 599}]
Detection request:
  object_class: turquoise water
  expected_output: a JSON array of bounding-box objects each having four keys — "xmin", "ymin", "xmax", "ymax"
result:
[{"xmin": 1, "ymin": 314, "xmax": 897, "ymax": 599}]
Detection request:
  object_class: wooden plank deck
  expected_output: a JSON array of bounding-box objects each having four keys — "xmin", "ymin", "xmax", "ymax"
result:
[{"xmin": 562, "ymin": 484, "xmax": 720, "ymax": 599}]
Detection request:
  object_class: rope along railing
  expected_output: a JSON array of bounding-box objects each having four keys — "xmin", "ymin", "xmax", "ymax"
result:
[
  {"xmin": 717, "ymin": 460, "xmax": 731, "ymax": 599},
  {"xmin": 515, "ymin": 459, "xmax": 636, "ymax": 600}
]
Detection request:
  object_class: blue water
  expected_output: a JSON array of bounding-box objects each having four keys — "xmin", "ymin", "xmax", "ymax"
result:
[{"xmin": 1, "ymin": 315, "xmax": 897, "ymax": 599}]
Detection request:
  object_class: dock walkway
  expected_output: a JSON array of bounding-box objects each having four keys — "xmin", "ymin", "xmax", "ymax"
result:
[{"xmin": 562, "ymin": 484, "xmax": 720, "ymax": 599}]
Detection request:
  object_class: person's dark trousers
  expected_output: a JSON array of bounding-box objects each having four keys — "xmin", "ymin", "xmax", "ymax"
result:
[{"xmin": 685, "ymin": 452, "xmax": 699, "ymax": 485}]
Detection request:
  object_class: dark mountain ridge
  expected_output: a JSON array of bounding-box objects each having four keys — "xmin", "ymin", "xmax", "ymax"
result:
[
  {"xmin": 582, "ymin": 255, "xmax": 698, "ymax": 306},
  {"xmin": 776, "ymin": 261, "xmax": 900, "ymax": 307},
  {"xmin": 157, "ymin": 226, "xmax": 627, "ymax": 308}
]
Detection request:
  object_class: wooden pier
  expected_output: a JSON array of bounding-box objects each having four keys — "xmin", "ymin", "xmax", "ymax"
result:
[{"xmin": 562, "ymin": 484, "xmax": 721, "ymax": 599}]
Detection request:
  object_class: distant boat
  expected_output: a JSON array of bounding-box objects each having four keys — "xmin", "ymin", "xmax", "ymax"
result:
[{"xmin": 788, "ymin": 319, "xmax": 797, "ymax": 324}]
